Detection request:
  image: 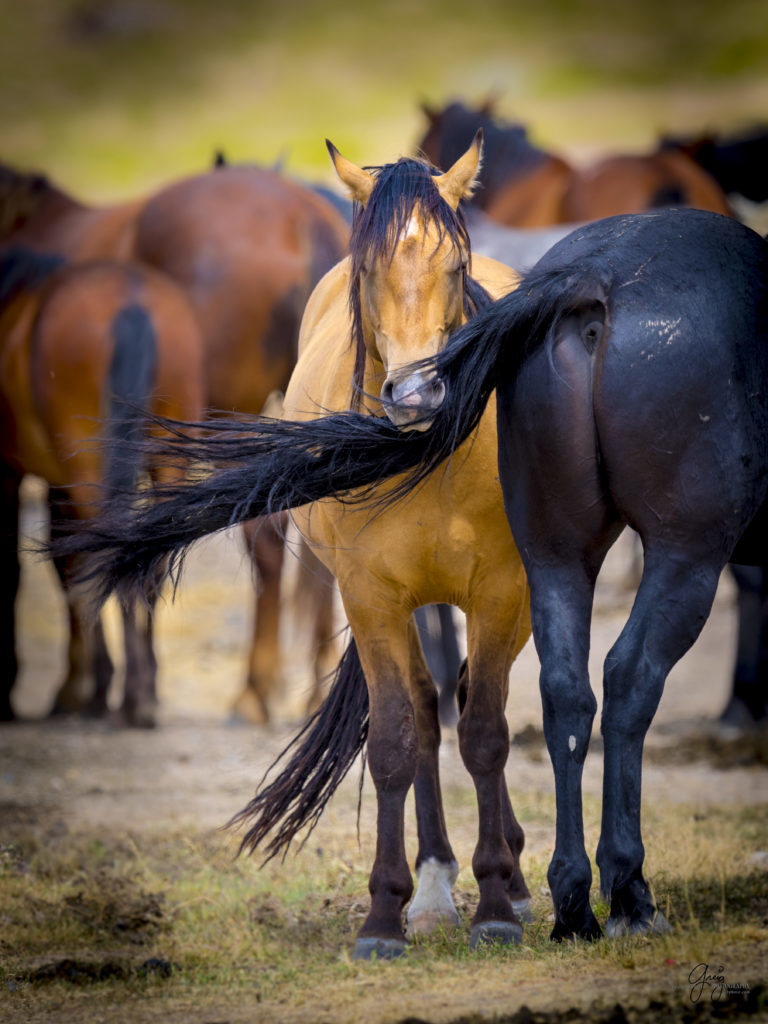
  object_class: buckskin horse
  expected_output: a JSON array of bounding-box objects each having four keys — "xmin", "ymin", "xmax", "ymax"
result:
[
  {"xmin": 418, "ymin": 99, "xmax": 732, "ymax": 225},
  {"xmin": 0, "ymin": 247, "xmax": 204, "ymax": 725},
  {"xmin": 53, "ymin": 205, "xmax": 768, "ymax": 946},
  {"xmin": 0, "ymin": 160, "xmax": 349, "ymax": 724}
]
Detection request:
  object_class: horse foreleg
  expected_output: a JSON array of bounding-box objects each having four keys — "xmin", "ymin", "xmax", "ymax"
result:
[
  {"xmin": 346, "ymin": 610, "xmax": 416, "ymax": 959},
  {"xmin": 598, "ymin": 550, "xmax": 722, "ymax": 937},
  {"xmin": 405, "ymin": 616, "xmax": 460, "ymax": 938},
  {"xmin": 234, "ymin": 515, "xmax": 286, "ymax": 725},
  {"xmin": 0, "ymin": 469, "xmax": 21, "ymax": 720},
  {"xmin": 459, "ymin": 601, "xmax": 530, "ymax": 949}
]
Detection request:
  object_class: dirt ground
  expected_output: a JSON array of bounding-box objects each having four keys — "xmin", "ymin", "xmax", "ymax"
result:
[{"xmin": 2, "ymin": 480, "xmax": 768, "ymax": 1022}]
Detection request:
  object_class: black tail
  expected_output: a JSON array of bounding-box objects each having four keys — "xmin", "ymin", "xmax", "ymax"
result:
[
  {"xmin": 103, "ymin": 304, "xmax": 157, "ymax": 499},
  {"xmin": 50, "ymin": 258, "xmax": 606, "ymax": 603},
  {"xmin": 228, "ymin": 637, "xmax": 368, "ymax": 861}
]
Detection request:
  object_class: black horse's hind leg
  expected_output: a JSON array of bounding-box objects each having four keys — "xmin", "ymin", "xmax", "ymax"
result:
[
  {"xmin": 0, "ymin": 469, "xmax": 21, "ymax": 720},
  {"xmin": 597, "ymin": 549, "xmax": 723, "ymax": 936},
  {"xmin": 722, "ymin": 565, "xmax": 768, "ymax": 726},
  {"xmin": 528, "ymin": 564, "xmax": 603, "ymax": 942}
]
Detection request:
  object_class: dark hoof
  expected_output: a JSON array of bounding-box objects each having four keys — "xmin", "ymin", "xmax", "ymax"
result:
[
  {"xmin": 605, "ymin": 911, "xmax": 671, "ymax": 937},
  {"xmin": 120, "ymin": 700, "xmax": 158, "ymax": 729},
  {"xmin": 550, "ymin": 913, "xmax": 603, "ymax": 943},
  {"xmin": 0, "ymin": 702, "xmax": 17, "ymax": 723},
  {"xmin": 511, "ymin": 897, "xmax": 533, "ymax": 923},
  {"xmin": 469, "ymin": 920, "xmax": 523, "ymax": 949},
  {"xmin": 353, "ymin": 937, "xmax": 407, "ymax": 961}
]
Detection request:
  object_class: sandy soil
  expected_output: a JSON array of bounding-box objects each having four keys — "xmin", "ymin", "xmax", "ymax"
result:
[{"xmin": 6, "ymin": 477, "xmax": 767, "ymax": 834}]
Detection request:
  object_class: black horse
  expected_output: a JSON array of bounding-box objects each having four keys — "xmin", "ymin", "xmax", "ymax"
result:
[{"xmin": 53, "ymin": 208, "xmax": 768, "ymax": 943}]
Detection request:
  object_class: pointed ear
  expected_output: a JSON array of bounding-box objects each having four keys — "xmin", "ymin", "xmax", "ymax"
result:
[
  {"xmin": 420, "ymin": 100, "xmax": 439, "ymax": 125},
  {"xmin": 432, "ymin": 129, "xmax": 483, "ymax": 209},
  {"xmin": 326, "ymin": 140, "xmax": 375, "ymax": 205}
]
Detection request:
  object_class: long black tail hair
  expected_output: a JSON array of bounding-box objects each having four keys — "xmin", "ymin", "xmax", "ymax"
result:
[
  {"xmin": 50, "ymin": 258, "xmax": 604, "ymax": 604},
  {"xmin": 229, "ymin": 636, "xmax": 369, "ymax": 861},
  {"xmin": 103, "ymin": 302, "xmax": 158, "ymax": 500}
]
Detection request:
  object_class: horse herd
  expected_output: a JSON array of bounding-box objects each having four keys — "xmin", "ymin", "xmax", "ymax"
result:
[{"xmin": 3, "ymin": 100, "xmax": 768, "ymax": 958}]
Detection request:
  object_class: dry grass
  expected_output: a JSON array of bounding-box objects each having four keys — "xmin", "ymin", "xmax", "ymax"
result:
[{"xmin": 2, "ymin": 784, "xmax": 766, "ymax": 1024}]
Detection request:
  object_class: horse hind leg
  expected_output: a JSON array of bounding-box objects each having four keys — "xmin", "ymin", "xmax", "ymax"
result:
[
  {"xmin": 597, "ymin": 548, "xmax": 723, "ymax": 937},
  {"xmin": 233, "ymin": 515, "xmax": 286, "ymax": 725},
  {"xmin": 459, "ymin": 602, "xmax": 532, "ymax": 949},
  {"xmin": 0, "ymin": 469, "xmax": 21, "ymax": 721},
  {"xmin": 121, "ymin": 597, "xmax": 159, "ymax": 728},
  {"xmin": 404, "ymin": 616, "xmax": 461, "ymax": 939},
  {"xmin": 456, "ymin": 658, "xmax": 532, "ymax": 923}
]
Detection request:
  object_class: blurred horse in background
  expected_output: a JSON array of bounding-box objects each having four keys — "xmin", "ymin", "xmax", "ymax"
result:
[
  {"xmin": 419, "ymin": 99, "xmax": 575, "ymax": 226},
  {"xmin": 0, "ymin": 248, "xmax": 204, "ymax": 725},
  {"xmin": 418, "ymin": 99, "xmax": 733, "ymax": 225},
  {"xmin": 0, "ymin": 160, "xmax": 350, "ymax": 724}
]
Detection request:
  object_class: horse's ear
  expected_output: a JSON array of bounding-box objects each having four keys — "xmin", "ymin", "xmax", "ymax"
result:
[
  {"xmin": 326, "ymin": 140, "xmax": 375, "ymax": 205},
  {"xmin": 433, "ymin": 129, "xmax": 483, "ymax": 209}
]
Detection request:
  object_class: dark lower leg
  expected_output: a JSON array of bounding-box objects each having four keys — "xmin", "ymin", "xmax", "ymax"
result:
[
  {"xmin": 357, "ymin": 689, "xmax": 417, "ymax": 951},
  {"xmin": 0, "ymin": 472, "xmax": 20, "ymax": 720}
]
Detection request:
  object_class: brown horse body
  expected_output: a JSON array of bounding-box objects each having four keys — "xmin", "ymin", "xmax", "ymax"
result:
[
  {"xmin": 418, "ymin": 100, "xmax": 732, "ymax": 226},
  {"xmin": 0, "ymin": 163, "xmax": 349, "ymax": 723},
  {"xmin": 0, "ymin": 253, "xmax": 204, "ymax": 723}
]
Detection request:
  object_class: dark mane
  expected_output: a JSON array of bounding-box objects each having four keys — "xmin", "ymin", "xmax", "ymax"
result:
[{"xmin": 347, "ymin": 157, "xmax": 488, "ymax": 406}]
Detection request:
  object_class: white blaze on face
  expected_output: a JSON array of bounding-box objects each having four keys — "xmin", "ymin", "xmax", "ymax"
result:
[{"xmin": 399, "ymin": 214, "xmax": 420, "ymax": 243}]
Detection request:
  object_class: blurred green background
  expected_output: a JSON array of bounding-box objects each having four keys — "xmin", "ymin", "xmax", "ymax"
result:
[{"xmin": 2, "ymin": 0, "xmax": 768, "ymax": 200}]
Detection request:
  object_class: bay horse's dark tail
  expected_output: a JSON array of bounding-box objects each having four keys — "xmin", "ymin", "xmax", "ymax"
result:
[
  {"xmin": 228, "ymin": 636, "xmax": 368, "ymax": 861},
  {"xmin": 49, "ymin": 257, "xmax": 605, "ymax": 602},
  {"xmin": 103, "ymin": 304, "xmax": 158, "ymax": 501}
]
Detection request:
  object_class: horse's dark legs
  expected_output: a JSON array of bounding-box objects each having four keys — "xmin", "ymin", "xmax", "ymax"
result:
[
  {"xmin": 0, "ymin": 469, "xmax": 21, "ymax": 721},
  {"xmin": 456, "ymin": 660, "xmax": 532, "ymax": 920},
  {"xmin": 405, "ymin": 616, "xmax": 460, "ymax": 937},
  {"xmin": 597, "ymin": 551, "xmax": 722, "ymax": 936},
  {"xmin": 415, "ymin": 604, "xmax": 461, "ymax": 727},
  {"xmin": 121, "ymin": 598, "xmax": 158, "ymax": 728},
  {"xmin": 48, "ymin": 491, "xmax": 113, "ymax": 717},
  {"xmin": 721, "ymin": 565, "xmax": 768, "ymax": 726},
  {"xmin": 527, "ymin": 564, "xmax": 602, "ymax": 942},
  {"xmin": 234, "ymin": 514, "xmax": 286, "ymax": 725},
  {"xmin": 298, "ymin": 543, "xmax": 340, "ymax": 718},
  {"xmin": 459, "ymin": 603, "xmax": 530, "ymax": 948}
]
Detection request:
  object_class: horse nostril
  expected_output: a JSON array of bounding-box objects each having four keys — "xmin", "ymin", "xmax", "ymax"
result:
[{"xmin": 380, "ymin": 379, "xmax": 394, "ymax": 405}]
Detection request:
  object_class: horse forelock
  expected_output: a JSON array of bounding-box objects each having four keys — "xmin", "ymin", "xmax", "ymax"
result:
[{"xmin": 347, "ymin": 158, "xmax": 473, "ymax": 406}]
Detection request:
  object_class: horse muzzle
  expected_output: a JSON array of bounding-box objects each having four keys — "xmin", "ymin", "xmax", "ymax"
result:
[{"xmin": 380, "ymin": 370, "xmax": 446, "ymax": 431}]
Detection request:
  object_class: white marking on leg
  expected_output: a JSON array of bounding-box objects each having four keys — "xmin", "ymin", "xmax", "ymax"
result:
[
  {"xmin": 568, "ymin": 735, "xmax": 576, "ymax": 752},
  {"xmin": 406, "ymin": 858, "xmax": 460, "ymax": 937}
]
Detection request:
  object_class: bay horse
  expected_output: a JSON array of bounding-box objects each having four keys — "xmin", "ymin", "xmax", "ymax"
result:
[
  {"xmin": 418, "ymin": 99, "xmax": 733, "ymax": 225},
  {"xmin": 0, "ymin": 160, "xmax": 349, "ymax": 724},
  {"xmin": 418, "ymin": 99, "xmax": 575, "ymax": 227},
  {"xmin": 52, "ymin": 207, "xmax": 768, "ymax": 944},
  {"xmin": 0, "ymin": 247, "xmax": 204, "ymax": 724}
]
